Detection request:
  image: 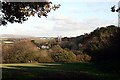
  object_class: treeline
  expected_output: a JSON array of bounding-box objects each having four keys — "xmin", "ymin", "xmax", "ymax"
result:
[
  {"xmin": 2, "ymin": 25, "xmax": 120, "ymax": 71},
  {"xmin": 2, "ymin": 40, "xmax": 77, "ymax": 63}
]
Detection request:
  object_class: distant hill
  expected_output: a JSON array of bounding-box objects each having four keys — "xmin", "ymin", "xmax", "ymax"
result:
[{"xmin": 1, "ymin": 34, "xmax": 34, "ymax": 38}]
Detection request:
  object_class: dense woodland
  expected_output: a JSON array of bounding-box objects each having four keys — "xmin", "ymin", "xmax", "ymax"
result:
[
  {"xmin": 60, "ymin": 25, "xmax": 120, "ymax": 72},
  {"xmin": 2, "ymin": 25, "xmax": 120, "ymax": 72}
]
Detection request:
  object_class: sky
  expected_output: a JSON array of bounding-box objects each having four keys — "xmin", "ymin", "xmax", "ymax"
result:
[{"xmin": 0, "ymin": 0, "xmax": 119, "ymax": 37}]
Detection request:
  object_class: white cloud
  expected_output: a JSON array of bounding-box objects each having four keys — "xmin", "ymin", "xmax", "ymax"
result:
[
  {"xmin": 0, "ymin": 1, "xmax": 118, "ymax": 37},
  {"xmin": 45, "ymin": 14, "xmax": 118, "ymax": 37},
  {"xmin": 0, "ymin": 13, "xmax": 117, "ymax": 37}
]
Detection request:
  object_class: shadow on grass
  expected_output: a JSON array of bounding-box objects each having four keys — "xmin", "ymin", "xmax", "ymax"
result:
[{"xmin": 2, "ymin": 63, "xmax": 120, "ymax": 80}]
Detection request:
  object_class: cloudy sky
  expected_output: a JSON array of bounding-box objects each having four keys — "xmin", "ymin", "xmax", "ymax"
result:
[{"xmin": 0, "ymin": 0, "xmax": 119, "ymax": 37}]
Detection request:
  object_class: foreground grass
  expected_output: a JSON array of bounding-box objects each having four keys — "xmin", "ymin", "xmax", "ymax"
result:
[{"xmin": 1, "ymin": 62, "xmax": 120, "ymax": 80}]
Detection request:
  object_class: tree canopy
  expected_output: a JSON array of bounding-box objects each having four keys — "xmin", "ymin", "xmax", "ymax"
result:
[{"xmin": 0, "ymin": 1, "xmax": 60, "ymax": 26}]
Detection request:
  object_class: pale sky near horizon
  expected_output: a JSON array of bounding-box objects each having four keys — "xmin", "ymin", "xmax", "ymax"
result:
[{"xmin": 0, "ymin": 0, "xmax": 119, "ymax": 37}]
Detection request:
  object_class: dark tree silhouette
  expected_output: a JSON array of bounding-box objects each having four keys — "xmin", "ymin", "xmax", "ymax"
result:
[
  {"xmin": 111, "ymin": 5, "xmax": 115, "ymax": 12},
  {"xmin": 111, "ymin": 5, "xmax": 120, "ymax": 12},
  {"xmin": 0, "ymin": 1, "xmax": 60, "ymax": 26}
]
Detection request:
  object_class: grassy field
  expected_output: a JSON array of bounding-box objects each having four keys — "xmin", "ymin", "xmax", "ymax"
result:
[{"xmin": 0, "ymin": 62, "xmax": 120, "ymax": 80}]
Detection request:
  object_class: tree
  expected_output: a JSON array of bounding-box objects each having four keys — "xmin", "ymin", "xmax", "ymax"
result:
[
  {"xmin": 0, "ymin": 0, "xmax": 60, "ymax": 26},
  {"xmin": 50, "ymin": 45, "xmax": 76, "ymax": 62},
  {"xmin": 2, "ymin": 40, "xmax": 39, "ymax": 63},
  {"xmin": 35, "ymin": 50, "xmax": 54, "ymax": 63}
]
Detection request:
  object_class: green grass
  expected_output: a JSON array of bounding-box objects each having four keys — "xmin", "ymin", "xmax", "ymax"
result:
[{"xmin": 1, "ymin": 62, "xmax": 120, "ymax": 80}]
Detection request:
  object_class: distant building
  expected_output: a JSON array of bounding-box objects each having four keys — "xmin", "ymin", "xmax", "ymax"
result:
[
  {"xmin": 58, "ymin": 36, "xmax": 62, "ymax": 42},
  {"xmin": 3, "ymin": 41, "xmax": 14, "ymax": 44},
  {"xmin": 41, "ymin": 45, "xmax": 49, "ymax": 49}
]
